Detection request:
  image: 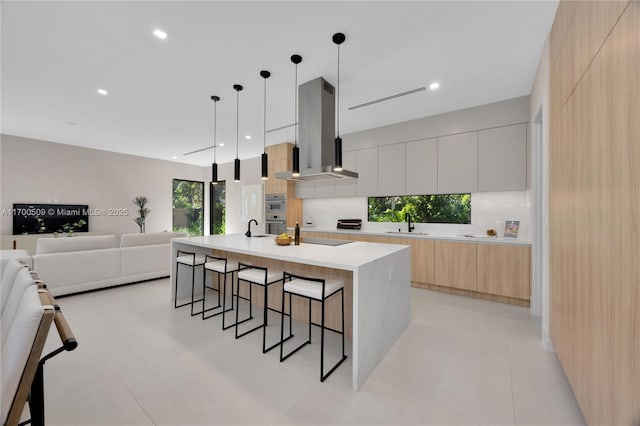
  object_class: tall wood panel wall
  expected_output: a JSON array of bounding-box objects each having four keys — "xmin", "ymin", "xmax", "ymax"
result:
[{"xmin": 549, "ymin": 1, "xmax": 639, "ymax": 424}]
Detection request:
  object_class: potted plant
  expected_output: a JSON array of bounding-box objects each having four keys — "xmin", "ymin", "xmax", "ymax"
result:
[{"xmin": 133, "ymin": 196, "xmax": 150, "ymax": 233}]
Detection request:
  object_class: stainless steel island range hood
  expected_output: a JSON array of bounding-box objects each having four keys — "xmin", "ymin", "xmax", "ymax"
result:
[{"xmin": 276, "ymin": 77, "xmax": 358, "ymax": 182}]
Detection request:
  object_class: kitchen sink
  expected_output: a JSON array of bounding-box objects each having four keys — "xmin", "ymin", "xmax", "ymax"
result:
[{"xmin": 251, "ymin": 234, "xmax": 269, "ymax": 238}]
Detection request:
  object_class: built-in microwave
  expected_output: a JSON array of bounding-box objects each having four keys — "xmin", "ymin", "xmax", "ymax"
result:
[{"xmin": 265, "ymin": 193, "xmax": 286, "ymax": 213}]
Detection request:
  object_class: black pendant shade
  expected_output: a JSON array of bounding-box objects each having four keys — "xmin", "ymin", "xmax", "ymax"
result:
[
  {"xmin": 233, "ymin": 84, "xmax": 243, "ymax": 182},
  {"xmin": 211, "ymin": 95, "xmax": 220, "ymax": 184},
  {"xmin": 334, "ymin": 137, "xmax": 343, "ymax": 171},
  {"xmin": 291, "ymin": 54, "xmax": 302, "ymax": 177},
  {"xmin": 333, "ymin": 32, "xmax": 345, "ymax": 171},
  {"xmin": 260, "ymin": 70, "xmax": 270, "ymax": 180},
  {"xmin": 234, "ymin": 158, "xmax": 241, "ymax": 182},
  {"xmin": 292, "ymin": 145, "xmax": 300, "ymax": 176},
  {"xmin": 211, "ymin": 162, "xmax": 218, "ymax": 185}
]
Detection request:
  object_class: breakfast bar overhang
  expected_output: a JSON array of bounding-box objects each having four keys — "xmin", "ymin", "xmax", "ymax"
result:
[{"xmin": 171, "ymin": 234, "xmax": 411, "ymax": 390}]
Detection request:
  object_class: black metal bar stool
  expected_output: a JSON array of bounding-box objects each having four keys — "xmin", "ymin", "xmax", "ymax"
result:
[
  {"xmin": 202, "ymin": 254, "xmax": 239, "ymax": 328},
  {"xmin": 235, "ymin": 263, "xmax": 293, "ymax": 353},
  {"xmin": 280, "ymin": 272, "xmax": 347, "ymax": 382},
  {"xmin": 174, "ymin": 250, "xmax": 206, "ymax": 316}
]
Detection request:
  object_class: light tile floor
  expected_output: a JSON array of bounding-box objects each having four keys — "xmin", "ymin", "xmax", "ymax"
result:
[{"xmin": 35, "ymin": 278, "xmax": 585, "ymax": 425}]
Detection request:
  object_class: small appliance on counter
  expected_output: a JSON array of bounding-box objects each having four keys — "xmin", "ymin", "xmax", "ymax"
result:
[{"xmin": 337, "ymin": 219, "xmax": 362, "ymax": 230}]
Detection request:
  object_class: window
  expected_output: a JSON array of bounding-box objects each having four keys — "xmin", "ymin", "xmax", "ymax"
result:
[
  {"xmin": 172, "ymin": 179, "xmax": 204, "ymax": 236},
  {"xmin": 368, "ymin": 194, "xmax": 471, "ymax": 224},
  {"xmin": 209, "ymin": 181, "xmax": 226, "ymax": 235}
]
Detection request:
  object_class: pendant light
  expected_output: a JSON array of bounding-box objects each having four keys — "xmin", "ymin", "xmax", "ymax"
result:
[
  {"xmin": 233, "ymin": 84, "xmax": 243, "ymax": 182},
  {"xmin": 260, "ymin": 70, "xmax": 271, "ymax": 180},
  {"xmin": 291, "ymin": 54, "xmax": 302, "ymax": 177},
  {"xmin": 210, "ymin": 95, "xmax": 220, "ymax": 185},
  {"xmin": 332, "ymin": 32, "xmax": 345, "ymax": 171}
]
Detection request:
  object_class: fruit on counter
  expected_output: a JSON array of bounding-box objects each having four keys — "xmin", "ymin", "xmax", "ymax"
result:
[{"xmin": 277, "ymin": 232, "xmax": 291, "ymax": 239}]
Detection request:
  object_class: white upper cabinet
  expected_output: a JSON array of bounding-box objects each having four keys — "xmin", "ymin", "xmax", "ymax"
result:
[
  {"xmin": 378, "ymin": 144, "xmax": 406, "ymax": 196},
  {"xmin": 437, "ymin": 132, "xmax": 478, "ymax": 193},
  {"xmin": 405, "ymin": 138, "xmax": 437, "ymax": 195},
  {"xmin": 335, "ymin": 150, "xmax": 356, "ymax": 197},
  {"xmin": 477, "ymin": 124, "xmax": 527, "ymax": 191},
  {"xmin": 355, "ymin": 148, "xmax": 378, "ymax": 196},
  {"xmin": 295, "ymin": 182, "xmax": 315, "ymax": 198}
]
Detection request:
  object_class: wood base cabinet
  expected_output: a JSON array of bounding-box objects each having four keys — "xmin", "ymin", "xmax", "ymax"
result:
[
  {"xmin": 433, "ymin": 241, "xmax": 477, "ymax": 291},
  {"xmin": 300, "ymin": 231, "xmax": 530, "ymax": 305},
  {"xmin": 477, "ymin": 244, "xmax": 530, "ymax": 300}
]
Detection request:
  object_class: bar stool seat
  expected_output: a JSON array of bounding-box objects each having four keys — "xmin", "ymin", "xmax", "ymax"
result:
[
  {"xmin": 235, "ymin": 263, "xmax": 292, "ymax": 353},
  {"xmin": 177, "ymin": 254, "xmax": 206, "ymax": 266},
  {"xmin": 174, "ymin": 250, "xmax": 206, "ymax": 316},
  {"xmin": 280, "ymin": 272, "xmax": 347, "ymax": 382},
  {"xmin": 284, "ymin": 278, "xmax": 344, "ymax": 300},
  {"xmin": 205, "ymin": 259, "xmax": 239, "ymax": 274},
  {"xmin": 202, "ymin": 255, "xmax": 239, "ymax": 325},
  {"xmin": 237, "ymin": 268, "xmax": 282, "ymax": 285}
]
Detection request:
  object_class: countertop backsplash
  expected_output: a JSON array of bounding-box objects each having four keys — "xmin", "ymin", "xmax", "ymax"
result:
[{"xmin": 302, "ymin": 190, "xmax": 531, "ymax": 240}]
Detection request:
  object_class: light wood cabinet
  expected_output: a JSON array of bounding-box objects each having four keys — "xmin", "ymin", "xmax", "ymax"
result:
[
  {"xmin": 477, "ymin": 244, "xmax": 530, "ymax": 299},
  {"xmin": 405, "ymin": 138, "xmax": 437, "ymax": 195},
  {"xmin": 478, "ymin": 124, "xmax": 527, "ymax": 191},
  {"xmin": 265, "ymin": 143, "xmax": 302, "ymax": 227},
  {"xmin": 377, "ymin": 144, "xmax": 405, "ymax": 196},
  {"xmin": 299, "ymin": 230, "xmax": 530, "ymax": 305},
  {"xmin": 434, "ymin": 241, "xmax": 477, "ymax": 291},
  {"xmin": 437, "ymin": 132, "xmax": 478, "ymax": 193}
]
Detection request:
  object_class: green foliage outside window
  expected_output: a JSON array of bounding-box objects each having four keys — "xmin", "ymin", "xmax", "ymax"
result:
[
  {"xmin": 172, "ymin": 179, "xmax": 204, "ymax": 236},
  {"xmin": 368, "ymin": 194, "xmax": 471, "ymax": 224}
]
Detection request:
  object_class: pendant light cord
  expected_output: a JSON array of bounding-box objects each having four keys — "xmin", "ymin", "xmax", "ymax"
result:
[
  {"xmin": 336, "ymin": 42, "xmax": 340, "ymax": 138},
  {"xmin": 263, "ymin": 76, "xmax": 267, "ymax": 154},
  {"xmin": 294, "ymin": 62, "xmax": 298, "ymax": 147},
  {"xmin": 213, "ymin": 100, "xmax": 217, "ymax": 163},
  {"xmin": 236, "ymin": 90, "xmax": 239, "ymax": 159}
]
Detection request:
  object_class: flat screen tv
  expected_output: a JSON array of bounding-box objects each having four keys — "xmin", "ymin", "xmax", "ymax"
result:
[{"xmin": 12, "ymin": 203, "xmax": 89, "ymax": 235}]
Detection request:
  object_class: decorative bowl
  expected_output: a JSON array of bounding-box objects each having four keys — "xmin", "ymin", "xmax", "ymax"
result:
[{"xmin": 275, "ymin": 236, "xmax": 293, "ymax": 246}]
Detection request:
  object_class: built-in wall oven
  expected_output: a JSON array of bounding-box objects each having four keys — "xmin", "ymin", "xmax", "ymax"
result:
[{"xmin": 265, "ymin": 194, "xmax": 287, "ymax": 235}]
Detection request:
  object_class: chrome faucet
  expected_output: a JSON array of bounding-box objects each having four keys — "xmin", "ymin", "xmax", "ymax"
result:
[
  {"xmin": 245, "ymin": 219, "xmax": 258, "ymax": 237},
  {"xmin": 405, "ymin": 213, "xmax": 415, "ymax": 233}
]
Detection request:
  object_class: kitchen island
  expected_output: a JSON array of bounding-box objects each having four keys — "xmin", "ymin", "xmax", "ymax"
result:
[{"xmin": 171, "ymin": 234, "xmax": 411, "ymax": 390}]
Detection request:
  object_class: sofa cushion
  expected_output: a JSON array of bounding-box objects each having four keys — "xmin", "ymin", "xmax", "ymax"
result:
[
  {"xmin": 32, "ymin": 248, "xmax": 121, "ymax": 290},
  {"xmin": 120, "ymin": 232, "xmax": 187, "ymax": 248},
  {"xmin": 121, "ymin": 244, "xmax": 171, "ymax": 276},
  {"xmin": 36, "ymin": 235, "xmax": 117, "ymax": 254}
]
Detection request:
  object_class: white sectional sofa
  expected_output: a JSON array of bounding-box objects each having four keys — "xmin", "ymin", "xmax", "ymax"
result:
[{"xmin": 32, "ymin": 232, "xmax": 187, "ymax": 296}]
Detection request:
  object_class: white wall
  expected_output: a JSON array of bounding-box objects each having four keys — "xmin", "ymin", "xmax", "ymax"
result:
[
  {"xmin": 529, "ymin": 35, "xmax": 552, "ymax": 349},
  {"xmin": 0, "ymin": 134, "xmax": 208, "ymax": 237},
  {"xmin": 303, "ymin": 191, "xmax": 531, "ymax": 240}
]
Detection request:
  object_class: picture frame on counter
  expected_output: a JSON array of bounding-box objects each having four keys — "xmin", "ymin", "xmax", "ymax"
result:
[{"xmin": 504, "ymin": 220, "xmax": 520, "ymax": 238}]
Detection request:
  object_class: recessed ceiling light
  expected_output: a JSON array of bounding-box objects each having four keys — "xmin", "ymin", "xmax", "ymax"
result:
[
  {"xmin": 429, "ymin": 82, "xmax": 440, "ymax": 90},
  {"xmin": 219, "ymin": 143, "xmax": 224, "ymax": 147},
  {"xmin": 97, "ymin": 88, "xmax": 108, "ymax": 95},
  {"xmin": 172, "ymin": 156, "xmax": 178, "ymax": 159},
  {"xmin": 244, "ymin": 135, "xmax": 252, "ymax": 140},
  {"xmin": 153, "ymin": 29, "xmax": 168, "ymax": 40}
]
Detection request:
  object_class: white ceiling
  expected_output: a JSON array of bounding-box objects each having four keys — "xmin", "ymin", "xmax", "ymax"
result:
[{"xmin": 1, "ymin": 1, "xmax": 557, "ymax": 166}]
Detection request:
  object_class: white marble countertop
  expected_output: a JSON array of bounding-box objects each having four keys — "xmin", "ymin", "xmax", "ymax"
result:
[
  {"xmin": 296, "ymin": 227, "xmax": 531, "ymax": 246},
  {"xmin": 172, "ymin": 234, "xmax": 409, "ymax": 270}
]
